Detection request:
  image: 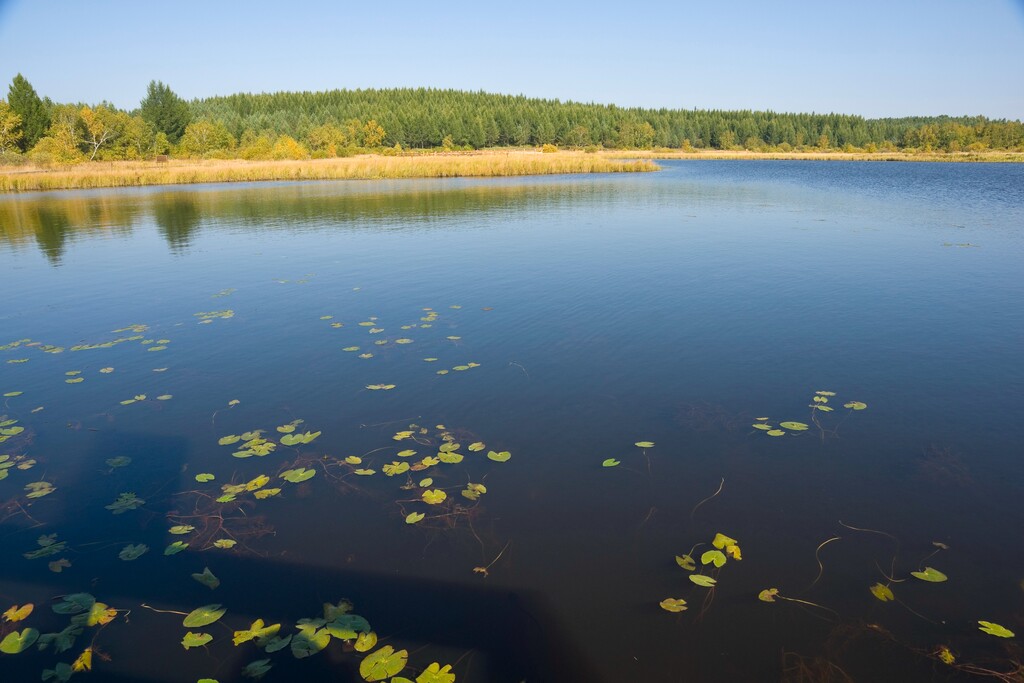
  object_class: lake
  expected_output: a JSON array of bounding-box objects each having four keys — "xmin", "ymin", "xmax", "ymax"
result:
[{"xmin": 1, "ymin": 160, "xmax": 1022, "ymax": 683}]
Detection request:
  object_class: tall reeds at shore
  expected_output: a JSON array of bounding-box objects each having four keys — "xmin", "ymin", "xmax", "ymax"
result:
[{"xmin": 0, "ymin": 153, "xmax": 657, "ymax": 193}]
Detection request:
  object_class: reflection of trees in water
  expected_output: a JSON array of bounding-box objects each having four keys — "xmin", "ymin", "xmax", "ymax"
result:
[
  {"xmin": 151, "ymin": 195, "xmax": 200, "ymax": 252},
  {"xmin": 0, "ymin": 196, "xmax": 141, "ymax": 264},
  {"xmin": 32, "ymin": 204, "xmax": 72, "ymax": 264}
]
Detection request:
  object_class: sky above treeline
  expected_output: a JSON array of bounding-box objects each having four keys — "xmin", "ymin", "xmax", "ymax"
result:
[{"xmin": 1, "ymin": 0, "xmax": 1022, "ymax": 120}]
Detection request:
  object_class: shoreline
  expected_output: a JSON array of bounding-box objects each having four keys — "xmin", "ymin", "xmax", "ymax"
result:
[{"xmin": 1, "ymin": 148, "xmax": 1021, "ymax": 194}]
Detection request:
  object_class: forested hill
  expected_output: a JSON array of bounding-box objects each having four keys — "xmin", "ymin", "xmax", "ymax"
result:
[{"xmin": 192, "ymin": 87, "xmax": 1023, "ymax": 151}]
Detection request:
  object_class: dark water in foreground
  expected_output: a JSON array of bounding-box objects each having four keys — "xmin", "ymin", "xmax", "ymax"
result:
[{"xmin": 1, "ymin": 161, "xmax": 1022, "ymax": 683}]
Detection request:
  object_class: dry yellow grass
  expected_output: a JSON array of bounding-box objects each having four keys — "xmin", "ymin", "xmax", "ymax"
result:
[
  {"xmin": 606, "ymin": 149, "xmax": 1024, "ymax": 163},
  {"xmin": 0, "ymin": 152, "xmax": 657, "ymax": 193}
]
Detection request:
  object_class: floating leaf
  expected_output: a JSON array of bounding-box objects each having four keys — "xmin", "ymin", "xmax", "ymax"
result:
[
  {"xmin": 711, "ymin": 533, "xmax": 737, "ymax": 550},
  {"xmin": 416, "ymin": 662, "xmax": 456, "ymax": 683},
  {"xmin": 405, "ymin": 512, "xmax": 425, "ymax": 524},
  {"xmin": 41, "ymin": 663, "xmax": 74, "ymax": 682},
  {"xmin": 766, "ymin": 429, "xmax": 786, "ymax": 436},
  {"xmin": 383, "ymin": 462, "xmax": 409, "ymax": 477},
  {"xmin": 183, "ymin": 604, "xmax": 226, "ymax": 628},
  {"xmin": 2, "ymin": 604, "xmax": 33, "ymax": 622},
  {"xmin": 165, "ymin": 541, "xmax": 189, "ymax": 555},
  {"xmin": 752, "ymin": 423, "xmax": 774, "ymax": 430},
  {"xmin": 602, "ymin": 458, "xmax": 621, "ymax": 467},
  {"xmin": 182, "ymin": 632, "xmax": 213, "ymax": 649},
  {"xmin": 675, "ymin": 555, "xmax": 696, "ymax": 571},
  {"xmin": 844, "ymin": 401, "xmax": 868, "ymax": 410},
  {"xmin": 213, "ymin": 539, "xmax": 237, "ymax": 549},
  {"xmin": 156, "ymin": 394, "xmax": 172, "ymax": 400},
  {"xmin": 192, "ymin": 567, "xmax": 220, "ymax": 590},
  {"xmin": 978, "ymin": 621, "xmax": 1015, "ymax": 638},
  {"xmin": 169, "ymin": 525, "xmax": 196, "ymax": 535},
  {"xmin": 758, "ymin": 588, "xmax": 779, "ymax": 603},
  {"xmin": 937, "ymin": 646, "xmax": 956, "ymax": 665},
  {"xmin": 634, "ymin": 441, "xmax": 655, "ymax": 448},
  {"xmin": 52, "ymin": 593, "xmax": 95, "ymax": 615},
  {"xmin": 280, "ymin": 468, "xmax": 316, "ymax": 483},
  {"xmin": 397, "ymin": 449, "xmax": 417, "ymax": 457},
  {"xmin": 242, "ymin": 659, "xmax": 272, "ymax": 679},
  {"xmin": 422, "ymin": 489, "xmax": 447, "ymax": 505},
  {"xmin": 25, "ymin": 480, "xmax": 56, "ymax": 498},
  {"xmin": 291, "ymin": 625, "xmax": 331, "ymax": 658},
  {"xmin": 467, "ymin": 442, "xmax": 485, "ymax": 452},
  {"xmin": 106, "ymin": 492, "xmax": 144, "ymax": 513},
  {"xmin": 246, "ymin": 474, "xmax": 270, "ymax": 491},
  {"xmin": 487, "ymin": 450, "xmax": 511, "ymax": 463},
  {"xmin": 779, "ymin": 421, "xmax": 809, "ymax": 431},
  {"xmin": 218, "ymin": 435, "xmax": 241, "ymax": 446},
  {"xmin": 71, "ymin": 647, "xmax": 92, "ymax": 672},
  {"xmin": 910, "ymin": 567, "xmax": 948, "ymax": 583},
  {"xmin": 360, "ymin": 645, "xmax": 408, "ymax": 681},
  {"xmin": 195, "ymin": 473, "xmax": 215, "ymax": 482},
  {"xmin": 366, "ymin": 384, "xmax": 396, "ymax": 391},
  {"xmin": 870, "ymin": 583, "xmax": 894, "ymax": 601},
  {"xmin": 254, "ymin": 488, "xmax": 280, "ymax": 499},
  {"xmin": 689, "ymin": 575, "xmax": 717, "ymax": 587},
  {"xmin": 355, "ymin": 631, "xmax": 377, "ymax": 653},
  {"xmin": 118, "ymin": 544, "xmax": 148, "ymax": 561},
  {"xmin": 659, "ymin": 598, "xmax": 688, "ymax": 613},
  {"xmin": 354, "ymin": 469, "xmax": 376, "ymax": 476},
  {"xmin": 437, "ymin": 451, "xmax": 463, "ymax": 464},
  {"xmin": 233, "ymin": 619, "xmax": 281, "ymax": 646},
  {"xmin": 0, "ymin": 628, "xmax": 39, "ymax": 654},
  {"xmin": 701, "ymin": 550, "xmax": 726, "ymax": 568},
  {"xmin": 48, "ymin": 558, "xmax": 71, "ymax": 573},
  {"xmin": 105, "ymin": 456, "xmax": 132, "ymax": 468}
]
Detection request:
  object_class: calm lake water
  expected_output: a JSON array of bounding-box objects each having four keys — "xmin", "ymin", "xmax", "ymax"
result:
[{"xmin": 1, "ymin": 160, "xmax": 1022, "ymax": 683}]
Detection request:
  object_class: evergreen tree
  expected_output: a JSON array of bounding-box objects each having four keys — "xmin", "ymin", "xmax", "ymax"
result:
[
  {"xmin": 139, "ymin": 81, "xmax": 191, "ymax": 143},
  {"xmin": 7, "ymin": 74, "xmax": 50, "ymax": 151}
]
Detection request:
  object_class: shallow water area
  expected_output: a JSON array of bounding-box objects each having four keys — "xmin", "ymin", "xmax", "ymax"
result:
[{"xmin": 1, "ymin": 160, "xmax": 1022, "ymax": 682}]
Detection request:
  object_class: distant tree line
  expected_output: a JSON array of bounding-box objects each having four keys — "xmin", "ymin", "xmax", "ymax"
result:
[{"xmin": 1, "ymin": 75, "xmax": 1022, "ymax": 164}]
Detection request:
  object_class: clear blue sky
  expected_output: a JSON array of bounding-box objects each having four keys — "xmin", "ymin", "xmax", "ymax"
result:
[{"xmin": 1, "ymin": 0, "xmax": 1022, "ymax": 119}]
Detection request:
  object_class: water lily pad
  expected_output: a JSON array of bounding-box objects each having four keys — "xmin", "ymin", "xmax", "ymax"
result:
[
  {"xmin": 192, "ymin": 567, "xmax": 220, "ymax": 590},
  {"xmin": 910, "ymin": 567, "xmax": 947, "ymax": 582},
  {"xmin": 183, "ymin": 604, "xmax": 226, "ymax": 628},
  {"xmin": 218, "ymin": 435, "xmax": 241, "ymax": 446},
  {"xmin": 169, "ymin": 525, "xmax": 195, "ymax": 535},
  {"xmin": 290, "ymin": 626, "xmax": 330, "ymax": 658},
  {"xmin": 397, "ymin": 449, "xmax": 417, "ymax": 457},
  {"xmin": 634, "ymin": 441, "xmax": 655, "ymax": 448},
  {"xmin": 254, "ymin": 488, "xmax": 280, "ymax": 499},
  {"xmin": 405, "ymin": 512, "xmax": 425, "ymax": 524},
  {"xmin": 487, "ymin": 450, "xmax": 511, "ymax": 462},
  {"xmin": 196, "ymin": 473, "xmax": 215, "ymax": 483},
  {"xmin": 659, "ymin": 598, "xmax": 687, "ymax": 612},
  {"xmin": 689, "ymin": 575, "xmax": 717, "ymax": 587},
  {"xmin": 2, "ymin": 604, "xmax": 33, "ymax": 622},
  {"xmin": 233, "ymin": 619, "xmax": 281, "ymax": 646},
  {"xmin": 844, "ymin": 401, "xmax": 868, "ymax": 410},
  {"xmin": 360, "ymin": 645, "xmax": 408, "ymax": 681},
  {"xmin": 602, "ymin": 458, "xmax": 621, "ymax": 467},
  {"xmin": 213, "ymin": 539, "xmax": 237, "ymax": 549},
  {"xmin": 766, "ymin": 429, "xmax": 786, "ymax": 436},
  {"xmin": 978, "ymin": 621, "xmax": 1015, "ymax": 638},
  {"xmin": 711, "ymin": 533, "xmax": 737, "ymax": 550},
  {"xmin": 280, "ymin": 468, "xmax": 316, "ymax": 483},
  {"xmin": 701, "ymin": 550, "xmax": 726, "ymax": 568},
  {"xmin": 779, "ymin": 421, "xmax": 809, "ymax": 431},
  {"xmin": 758, "ymin": 588, "xmax": 779, "ymax": 602},
  {"xmin": 870, "ymin": 583, "xmax": 894, "ymax": 601},
  {"xmin": 422, "ymin": 489, "xmax": 447, "ymax": 505},
  {"xmin": 468, "ymin": 442, "xmax": 485, "ymax": 451},
  {"xmin": 355, "ymin": 631, "xmax": 377, "ymax": 653},
  {"xmin": 52, "ymin": 593, "xmax": 95, "ymax": 615},
  {"xmin": 416, "ymin": 662, "xmax": 456, "ymax": 683},
  {"xmin": 164, "ymin": 541, "xmax": 189, "ymax": 555},
  {"xmin": 241, "ymin": 659, "xmax": 272, "ymax": 679},
  {"xmin": 118, "ymin": 544, "xmax": 148, "ymax": 561},
  {"xmin": 0, "ymin": 628, "xmax": 39, "ymax": 654},
  {"xmin": 182, "ymin": 632, "xmax": 213, "ymax": 649},
  {"xmin": 675, "ymin": 554, "xmax": 696, "ymax": 571},
  {"xmin": 106, "ymin": 492, "xmax": 144, "ymax": 513},
  {"xmin": 105, "ymin": 456, "xmax": 132, "ymax": 468}
]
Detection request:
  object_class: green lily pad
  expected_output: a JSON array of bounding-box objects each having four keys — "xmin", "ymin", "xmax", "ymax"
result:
[
  {"xmin": 766, "ymin": 429, "xmax": 786, "ymax": 437},
  {"xmin": 406, "ymin": 512, "xmax": 425, "ymax": 524},
  {"xmin": 354, "ymin": 631, "xmax": 377, "ymax": 653},
  {"xmin": 213, "ymin": 539, "xmax": 237, "ymax": 549},
  {"xmin": 910, "ymin": 567, "xmax": 947, "ymax": 582},
  {"xmin": 52, "ymin": 593, "xmax": 95, "ymax": 615},
  {"xmin": 689, "ymin": 575, "xmax": 717, "ymax": 587},
  {"xmin": 602, "ymin": 458, "xmax": 621, "ymax": 467},
  {"xmin": 169, "ymin": 525, "xmax": 195, "ymax": 535},
  {"xmin": 118, "ymin": 544, "xmax": 148, "ymax": 561},
  {"xmin": 0, "ymin": 628, "xmax": 39, "ymax": 654},
  {"xmin": 422, "ymin": 489, "xmax": 447, "ymax": 505},
  {"xmin": 290, "ymin": 626, "xmax": 330, "ymax": 658},
  {"xmin": 164, "ymin": 541, "xmax": 189, "ymax": 555},
  {"xmin": 468, "ymin": 442, "xmax": 485, "ymax": 451},
  {"xmin": 106, "ymin": 492, "xmax": 145, "ymax": 514},
  {"xmin": 487, "ymin": 450, "xmax": 511, "ymax": 462},
  {"xmin": 360, "ymin": 645, "xmax": 408, "ymax": 681},
  {"xmin": 233, "ymin": 619, "xmax": 281, "ymax": 646},
  {"xmin": 105, "ymin": 456, "xmax": 132, "ymax": 468},
  {"xmin": 659, "ymin": 598, "xmax": 688, "ymax": 613},
  {"xmin": 870, "ymin": 583, "xmax": 894, "ymax": 601},
  {"xmin": 978, "ymin": 621, "xmax": 1015, "ymax": 638},
  {"xmin": 182, "ymin": 632, "xmax": 213, "ymax": 649},
  {"xmin": 41, "ymin": 663, "xmax": 73, "ymax": 682},
  {"xmin": 758, "ymin": 588, "xmax": 779, "ymax": 603},
  {"xmin": 711, "ymin": 533, "xmax": 737, "ymax": 550},
  {"xmin": 192, "ymin": 567, "xmax": 220, "ymax": 590},
  {"xmin": 701, "ymin": 550, "xmax": 726, "ymax": 568},
  {"xmin": 844, "ymin": 401, "xmax": 868, "ymax": 410},
  {"xmin": 779, "ymin": 421, "xmax": 809, "ymax": 431},
  {"xmin": 415, "ymin": 662, "xmax": 456, "ymax": 683},
  {"xmin": 280, "ymin": 468, "xmax": 316, "ymax": 483},
  {"xmin": 634, "ymin": 441, "xmax": 655, "ymax": 448},
  {"xmin": 196, "ymin": 473, "xmax": 215, "ymax": 482},
  {"xmin": 183, "ymin": 604, "xmax": 226, "ymax": 628},
  {"xmin": 241, "ymin": 659, "xmax": 272, "ymax": 679},
  {"xmin": 675, "ymin": 554, "xmax": 696, "ymax": 571}
]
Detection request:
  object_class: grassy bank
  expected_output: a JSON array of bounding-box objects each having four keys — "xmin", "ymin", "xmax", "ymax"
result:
[
  {"xmin": 0, "ymin": 152, "xmax": 657, "ymax": 193},
  {"xmin": 609, "ymin": 149, "xmax": 1024, "ymax": 163}
]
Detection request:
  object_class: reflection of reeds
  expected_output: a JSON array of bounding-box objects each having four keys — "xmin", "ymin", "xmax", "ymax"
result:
[{"xmin": 0, "ymin": 152, "xmax": 657, "ymax": 193}]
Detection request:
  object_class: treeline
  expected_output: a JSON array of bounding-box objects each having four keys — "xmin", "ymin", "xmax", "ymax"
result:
[{"xmin": 2, "ymin": 75, "xmax": 1022, "ymax": 164}]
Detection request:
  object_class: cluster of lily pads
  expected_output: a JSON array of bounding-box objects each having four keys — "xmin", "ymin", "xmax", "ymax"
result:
[
  {"xmin": 661, "ymin": 532, "xmax": 742, "ymax": 613},
  {"xmin": 752, "ymin": 390, "xmax": 867, "ymax": 437}
]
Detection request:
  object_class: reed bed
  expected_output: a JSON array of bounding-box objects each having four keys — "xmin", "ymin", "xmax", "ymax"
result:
[
  {"xmin": 0, "ymin": 152, "xmax": 658, "ymax": 193},
  {"xmin": 609, "ymin": 149, "xmax": 1024, "ymax": 163}
]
